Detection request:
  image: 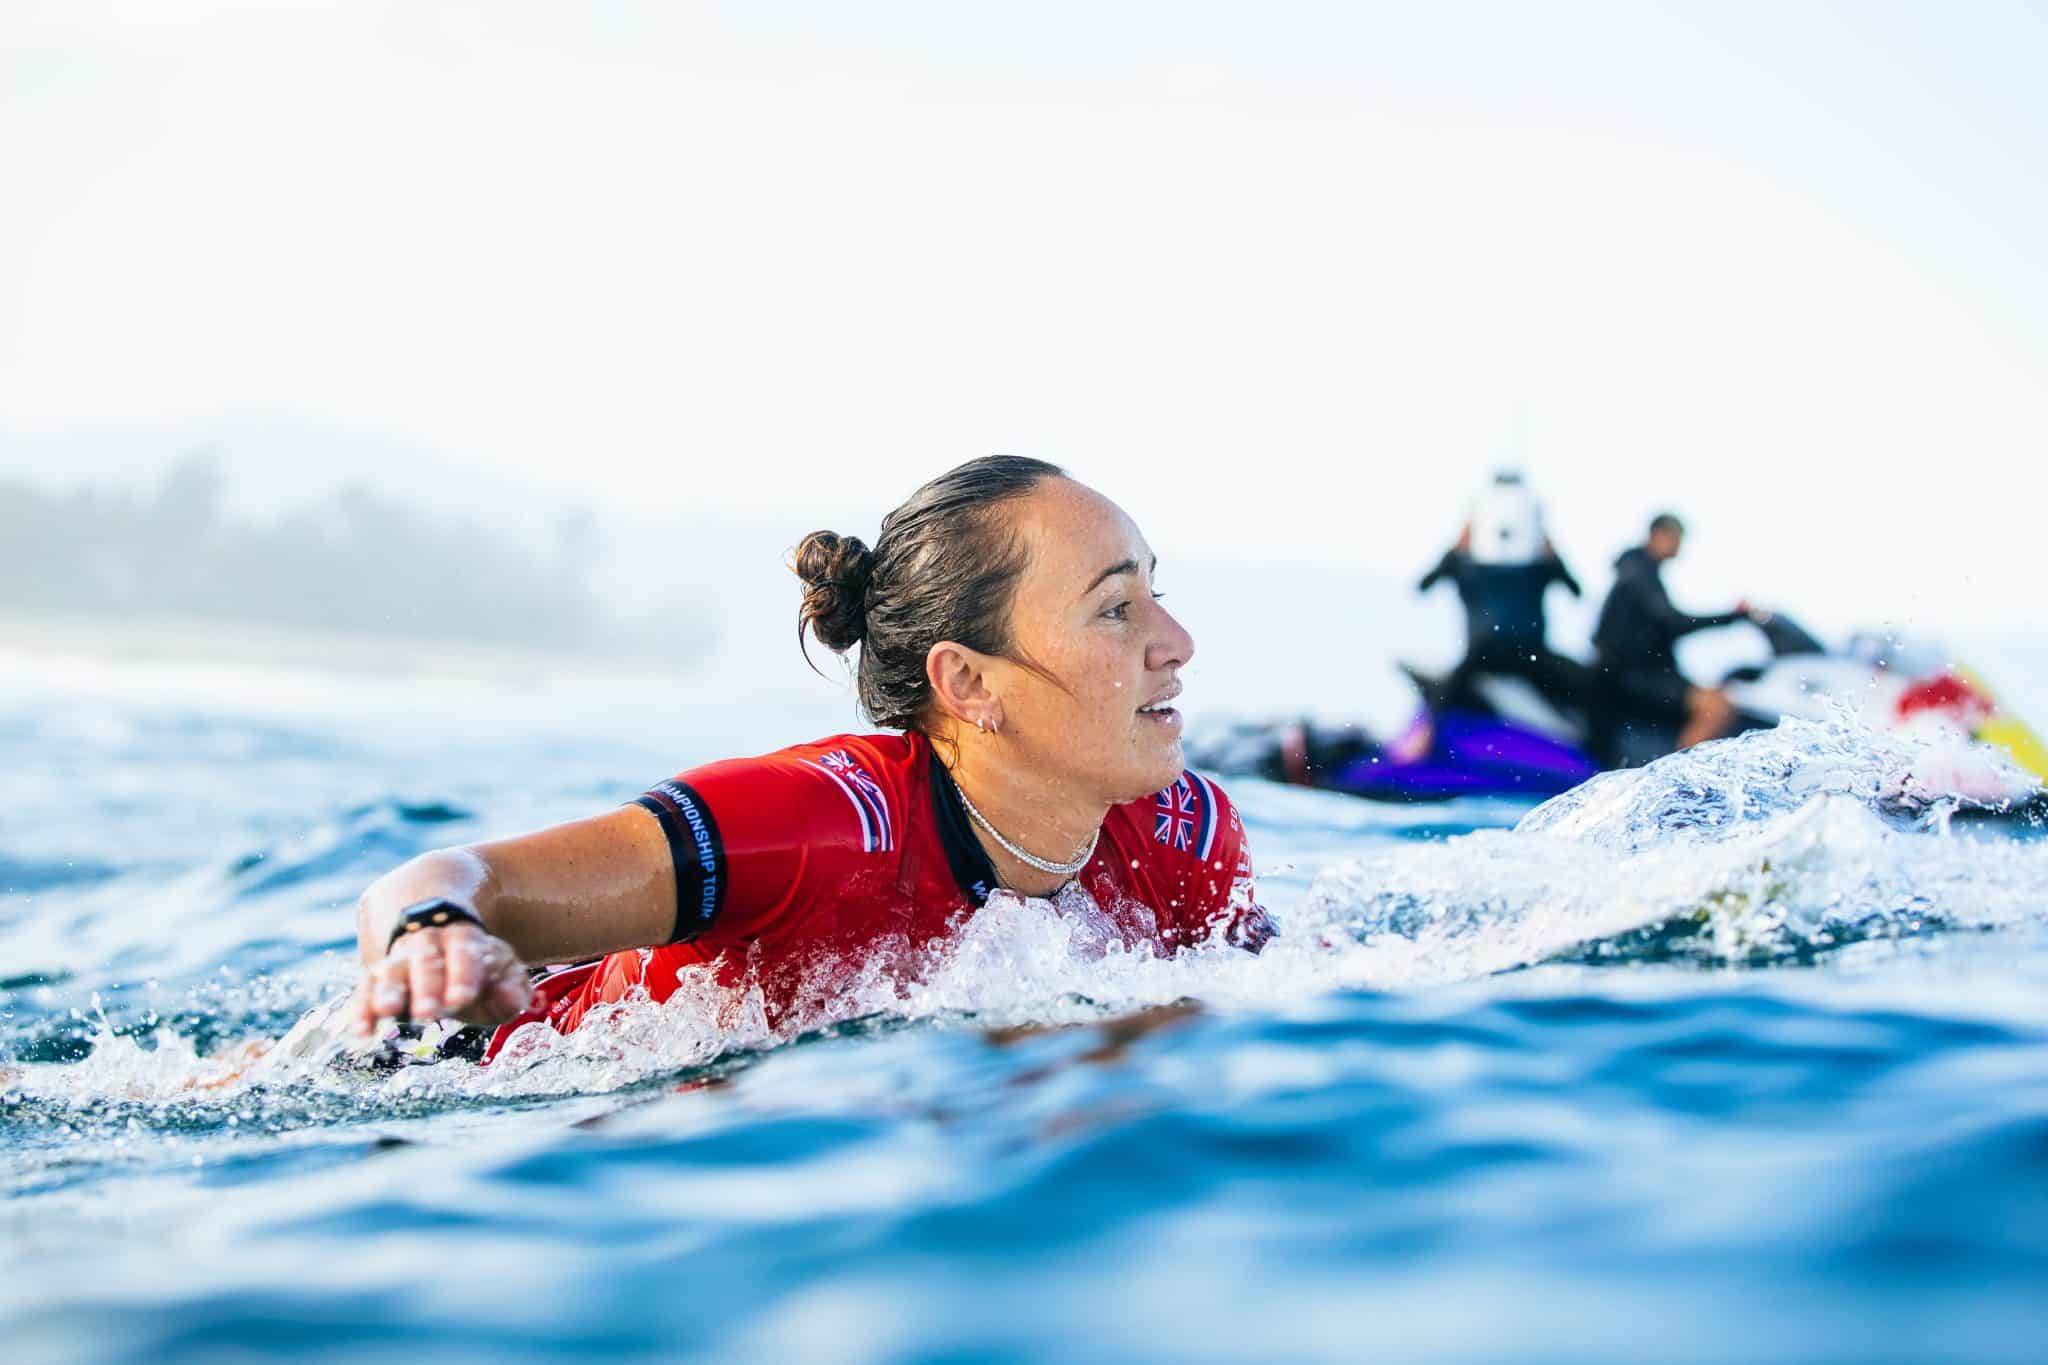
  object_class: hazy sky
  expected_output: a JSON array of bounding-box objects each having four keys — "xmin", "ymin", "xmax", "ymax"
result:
[{"xmin": 5, "ymin": 0, "xmax": 2046, "ymax": 631}]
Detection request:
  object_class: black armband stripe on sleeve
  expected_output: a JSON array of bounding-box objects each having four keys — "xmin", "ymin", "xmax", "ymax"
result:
[{"xmin": 633, "ymin": 779, "xmax": 727, "ymax": 943}]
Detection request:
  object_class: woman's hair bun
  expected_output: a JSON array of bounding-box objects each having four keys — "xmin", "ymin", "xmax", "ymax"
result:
[{"xmin": 793, "ymin": 529, "xmax": 875, "ymax": 653}]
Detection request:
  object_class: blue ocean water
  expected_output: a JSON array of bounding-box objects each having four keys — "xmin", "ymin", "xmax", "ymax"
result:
[{"xmin": 4, "ymin": 663, "xmax": 2048, "ymax": 1364}]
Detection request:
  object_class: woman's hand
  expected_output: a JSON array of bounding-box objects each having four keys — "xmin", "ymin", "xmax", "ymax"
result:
[{"xmin": 350, "ymin": 923, "xmax": 536, "ymax": 1037}]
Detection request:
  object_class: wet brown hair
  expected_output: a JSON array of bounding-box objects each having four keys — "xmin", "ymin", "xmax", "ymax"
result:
[{"xmin": 794, "ymin": 455, "xmax": 1066, "ymax": 731}]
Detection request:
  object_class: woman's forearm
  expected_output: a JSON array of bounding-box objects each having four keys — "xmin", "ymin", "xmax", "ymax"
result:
[{"xmin": 354, "ymin": 806, "xmax": 677, "ymax": 970}]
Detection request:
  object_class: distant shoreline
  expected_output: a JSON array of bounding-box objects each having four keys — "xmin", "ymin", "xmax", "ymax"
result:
[{"xmin": 0, "ymin": 608, "xmax": 686, "ymax": 685}]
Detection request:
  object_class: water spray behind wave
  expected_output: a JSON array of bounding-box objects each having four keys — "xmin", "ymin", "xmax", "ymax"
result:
[{"xmin": 1311, "ymin": 713, "xmax": 2045, "ymax": 977}]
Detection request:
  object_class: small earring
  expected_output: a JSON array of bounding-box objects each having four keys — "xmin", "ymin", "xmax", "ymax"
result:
[{"xmin": 976, "ymin": 716, "xmax": 986, "ymax": 734}]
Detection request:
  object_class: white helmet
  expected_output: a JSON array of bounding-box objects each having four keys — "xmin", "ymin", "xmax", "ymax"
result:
[{"xmin": 1468, "ymin": 470, "xmax": 1545, "ymax": 565}]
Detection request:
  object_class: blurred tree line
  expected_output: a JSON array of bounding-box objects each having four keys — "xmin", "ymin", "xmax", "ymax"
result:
[{"xmin": 0, "ymin": 453, "xmax": 618, "ymax": 650}]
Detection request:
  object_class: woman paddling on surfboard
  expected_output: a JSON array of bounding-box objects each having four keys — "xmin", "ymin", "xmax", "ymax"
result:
[{"xmin": 344, "ymin": 457, "xmax": 1271, "ymax": 1062}]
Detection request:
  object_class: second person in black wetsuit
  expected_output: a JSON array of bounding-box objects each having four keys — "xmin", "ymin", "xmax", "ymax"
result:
[
  {"xmin": 1591, "ymin": 512, "xmax": 1763, "ymax": 762},
  {"xmin": 1417, "ymin": 472, "xmax": 1592, "ymax": 717}
]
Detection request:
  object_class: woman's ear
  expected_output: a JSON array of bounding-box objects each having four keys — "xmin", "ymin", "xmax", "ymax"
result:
[{"xmin": 927, "ymin": 640, "xmax": 997, "ymax": 728}]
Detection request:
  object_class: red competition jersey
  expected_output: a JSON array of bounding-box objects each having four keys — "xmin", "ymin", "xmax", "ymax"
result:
[{"xmin": 485, "ymin": 731, "xmax": 1270, "ymax": 1058}]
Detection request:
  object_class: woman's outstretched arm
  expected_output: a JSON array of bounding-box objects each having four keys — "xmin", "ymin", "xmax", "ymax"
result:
[{"xmin": 349, "ymin": 805, "xmax": 675, "ymax": 1035}]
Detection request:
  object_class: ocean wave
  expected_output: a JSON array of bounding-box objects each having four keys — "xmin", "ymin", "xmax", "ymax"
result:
[{"xmin": 1310, "ymin": 716, "xmax": 2048, "ymax": 974}]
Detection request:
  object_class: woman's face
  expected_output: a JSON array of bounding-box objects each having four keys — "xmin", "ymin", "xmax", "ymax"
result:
[{"xmin": 987, "ymin": 478, "xmax": 1196, "ymax": 805}]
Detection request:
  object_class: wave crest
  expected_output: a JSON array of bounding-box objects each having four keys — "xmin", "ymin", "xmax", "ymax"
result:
[{"xmin": 1309, "ymin": 717, "xmax": 2048, "ymax": 972}]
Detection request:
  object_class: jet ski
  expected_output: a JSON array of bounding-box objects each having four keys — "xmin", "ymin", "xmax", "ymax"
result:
[
  {"xmin": 1188, "ymin": 614, "xmax": 2048, "ymax": 807},
  {"xmin": 1186, "ymin": 672, "xmax": 1602, "ymax": 804}
]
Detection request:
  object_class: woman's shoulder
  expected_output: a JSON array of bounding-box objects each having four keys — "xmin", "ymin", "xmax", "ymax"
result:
[
  {"xmin": 1105, "ymin": 768, "xmax": 1239, "ymax": 866},
  {"xmin": 661, "ymin": 732, "xmax": 925, "ymax": 858},
  {"xmin": 683, "ymin": 730, "xmax": 921, "ymax": 780},
  {"xmin": 1101, "ymin": 770, "xmax": 1260, "ymax": 946}
]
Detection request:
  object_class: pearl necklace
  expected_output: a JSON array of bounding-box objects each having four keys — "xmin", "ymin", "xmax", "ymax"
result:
[{"xmin": 952, "ymin": 781, "xmax": 1100, "ymax": 877}]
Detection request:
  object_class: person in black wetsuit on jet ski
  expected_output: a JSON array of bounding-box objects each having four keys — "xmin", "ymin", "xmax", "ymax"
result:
[
  {"xmin": 1417, "ymin": 471, "xmax": 1593, "ymax": 718},
  {"xmin": 1592, "ymin": 511, "xmax": 1768, "ymax": 764}
]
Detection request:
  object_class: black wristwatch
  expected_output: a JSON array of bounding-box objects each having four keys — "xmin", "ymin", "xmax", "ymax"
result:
[{"xmin": 386, "ymin": 897, "xmax": 486, "ymax": 950}]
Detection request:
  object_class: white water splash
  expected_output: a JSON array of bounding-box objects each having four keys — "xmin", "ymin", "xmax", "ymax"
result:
[
  {"xmin": 1308, "ymin": 714, "xmax": 2047, "ymax": 978},
  {"xmin": 1517, "ymin": 713, "xmax": 2039, "ymax": 850}
]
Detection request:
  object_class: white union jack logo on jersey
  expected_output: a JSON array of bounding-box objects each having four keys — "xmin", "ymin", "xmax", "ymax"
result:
[
  {"xmin": 1152, "ymin": 773, "xmax": 1220, "ymax": 859},
  {"xmin": 1155, "ymin": 779, "xmax": 1198, "ymax": 851},
  {"xmin": 808, "ymin": 749, "xmax": 896, "ymax": 854}
]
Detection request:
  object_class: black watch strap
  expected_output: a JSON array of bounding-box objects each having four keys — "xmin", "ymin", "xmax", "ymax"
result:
[{"xmin": 386, "ymin": 898, "xmax": 486, "ymax": 950}]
